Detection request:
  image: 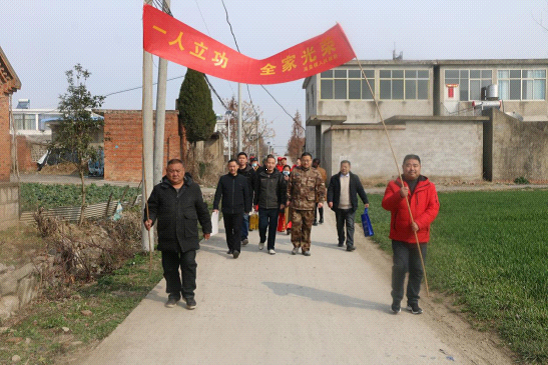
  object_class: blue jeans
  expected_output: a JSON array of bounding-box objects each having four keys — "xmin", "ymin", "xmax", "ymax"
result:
[
  {"xmin": 259, "ymin": 207, "xmax": 279, "ymax": 250},
  {"xmin": 391, "ymin": 240, "xmax": 427, "ymax": 305},
  {"xmin": 241, "ymin": 212, "xmax": 249, "ymax": 241},
  {"xmin": 334, "ymin": 208, "xmax": 355, "ymax": 247}
]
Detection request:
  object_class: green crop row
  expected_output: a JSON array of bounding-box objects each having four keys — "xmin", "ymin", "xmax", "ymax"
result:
[
  {"xmin": 20, "ymin": 183, "xmax": 141, "ymax": 212},
  {"xmin": 360, "ymin": 189, "xmax": 548, "ymax": 363}
]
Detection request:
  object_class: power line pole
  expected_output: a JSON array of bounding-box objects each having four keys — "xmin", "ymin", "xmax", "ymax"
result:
[
  {"xmin": 142, "ymin": 0, "xmax": 155, "ymax": 251},
  {"xmin": 153, "ymin": 0, "xmax": 170, "ymax": 185},
  {"xmin": 237, "ymin": 83, "xmax": 242, "ymax": 153}
]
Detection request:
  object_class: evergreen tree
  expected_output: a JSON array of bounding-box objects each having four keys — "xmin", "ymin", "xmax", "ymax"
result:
[{"xmin": 176, "ymin": 69, "xmax": 216, "ymax": 143}]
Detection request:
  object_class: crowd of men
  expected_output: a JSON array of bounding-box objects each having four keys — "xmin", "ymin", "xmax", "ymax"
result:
[{"xmin": 145, "ymin": 152, "xmax": 439, "ymax": 316}]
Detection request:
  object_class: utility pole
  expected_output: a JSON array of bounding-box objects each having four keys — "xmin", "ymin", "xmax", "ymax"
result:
[
  {"xmin": 153, "ymin": 0, "xmax": 170, "ymax": 185},
  {"xmin": 142, "ymin": 0, "xmax": 155, "ymax": 251},
  {"xmin": 237, "ymin": 83, "xmax": 242, "ymax": 153}
]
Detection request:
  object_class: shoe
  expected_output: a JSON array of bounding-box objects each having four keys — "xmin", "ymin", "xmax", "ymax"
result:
[
  {"xmin": 319, "ymin": 219, "xmax": 323, "ymax": 224},
  {"xmin": 185, "ymin": 297, "xmax": 196, "ymax": 310},
  {"xmin": 242, "ymin": 239, "xmax": 249, "ymax": 246},
  {"xmin": 291, "ymin": 247, "xmax": 299, "ymax": 255},
  {"xmin": 346, "ymin": 246, "xmax": 356, "ymax": 251},
  {"xmin": 391, "ymin": 301, "xmax": 401, "ymax": 314},
  {"xmin": 233, "ymin": 250, "xmax": 240, "ymax": 259},
  {"xmin": 165, "ymin": 298, "xmax": 179, "ymax": 308},
  {"xmin": 227, "ymin": 249, "xmax": 233, "ymax": 254},
  {"xmin": 312, "ymin": 221, "xmax": 318, "ymax": 226},
  {"xmin": 337, "ymin": 243, "xmax": 344, "ymax": 247},
  {"xmin": 407, "ymin": 303, "xmax": 423, "ymax": 315},
  {"xmin": 302, "ymin": 251, "xmax": 311, "ymax": 256},
  {"xmin": 268, "ymin": 249, "xmax": 276, "ymax": 255},
  {"xmin": 259, "ymin": 242, "xmax": 265, "ymax": 250},
  {"xmin": 286, "ymin": 229, "xmax": 291, "ymax": 235}
]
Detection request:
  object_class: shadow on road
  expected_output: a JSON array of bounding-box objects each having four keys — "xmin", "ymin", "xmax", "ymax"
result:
[{"xmin": 263, "ymin": 281, "xmax": 388, "ymax": 313}]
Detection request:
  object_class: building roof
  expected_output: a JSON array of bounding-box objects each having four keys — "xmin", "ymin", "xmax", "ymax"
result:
[{"xmin": 0, "ymin": 45, "xmax": 21, "ymax": 94}]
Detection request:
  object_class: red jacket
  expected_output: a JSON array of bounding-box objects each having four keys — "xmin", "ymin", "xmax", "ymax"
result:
[{"xmin": 382, "ymin": 176, "xmax": 439, "ymax": 243}]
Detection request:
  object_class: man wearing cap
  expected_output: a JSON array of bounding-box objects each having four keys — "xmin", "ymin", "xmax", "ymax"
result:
[{"xmin": 276, "ymin": 156, "xmax": 286, "ymax": 172}]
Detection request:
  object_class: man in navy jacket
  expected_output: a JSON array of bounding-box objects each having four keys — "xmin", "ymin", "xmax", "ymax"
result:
[{"xmin": 327, "ymin": 160, "xmax": 369, "ymax": 251}]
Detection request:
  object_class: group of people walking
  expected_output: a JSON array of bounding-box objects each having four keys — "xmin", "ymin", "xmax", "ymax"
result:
[{"xmin": 144, "ymin": 153, "xmax": 439, "ymax": 316}]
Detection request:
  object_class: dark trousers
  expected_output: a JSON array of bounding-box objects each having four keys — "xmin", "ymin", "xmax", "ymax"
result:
[
  {"xmin": 241, "ymin": 212, "xmax": 249, "ymax": 241},
  {"xmin": 259, "ymin": 207, "xmax": 279, "ymax": 250},
  {"xmin": 223, "ymin": 213, "xmax": 243, "ymax": 252},
  {"xmin": 335, "ymin": 208, "xmax": 356, "ymax": 247},
  {"xmin": 391, "ymin": 240, "xmax": 427, "ymax": 305},
  {"xmin": 162, "ymin": 249, "xmax": 197, "ymax": 300},
  {"xmin": 314, "ymin": 203, "xmax": 324, "ymax": 223}
]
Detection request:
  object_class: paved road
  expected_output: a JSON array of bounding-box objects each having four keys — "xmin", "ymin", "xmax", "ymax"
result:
[{"xmin": 77, "ymin": 210, "xmax": 513, "ymax": 365}]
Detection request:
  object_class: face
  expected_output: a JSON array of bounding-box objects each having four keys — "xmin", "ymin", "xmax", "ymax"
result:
[
  {"xmin": 166, "ymin": 162, "xmax": 185, "ymax": 186},
  {"xmin": 312, "ymin": 160, "xmax": 319, "ymax": 168},
  {"xmin": 340, "ymin": 162, "xmax": 350, "ymax": 175},
  {"xmin": 228, "ymin": 161, "xmax": 238, "ymax": 175},
  {"xmin": 237, "ymin": 155, "xmax": 247, "ymax": 167},
  {"xmin": 266, "ymin": 157, "xmax": 276, "ymax": 171},
  {"xmin": 301, "ymin": 155, "xmax": 312, "ymax": 169},
  {"xmin": 402, "ymin": 159, "xmax": 421, "ymax": 181},
  {"xmin": 296, "ymin": 159, "xmax": 301, "ymax": 166}
]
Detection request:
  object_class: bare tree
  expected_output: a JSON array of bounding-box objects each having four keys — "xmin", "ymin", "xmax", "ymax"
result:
[{"xmin": 286, "ymin": 111, "xmax": 305, "ymax": 161}]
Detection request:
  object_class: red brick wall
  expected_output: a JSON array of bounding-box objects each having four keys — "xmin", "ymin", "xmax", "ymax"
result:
[
  {"xmin": 0, "ymin": 95, "xmax": 11, "ymax": 181},
  {"xmin": 16, "ymin": 135, "xmax": 35, "ymax": 172},
  {"xmin": 103, "ymin": 110, "xmax": 184, "ymax": 182}
]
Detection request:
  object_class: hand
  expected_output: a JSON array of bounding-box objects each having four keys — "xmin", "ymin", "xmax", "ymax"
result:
[
  {"xmin": 317, "ymin": 202, "xmax": 323, "ymax": 209},
  {"xmin": 411, "ymin": 222, "xmax": 419, "ymax": 232},
  {"xmin": 328, "ymin": 202, "xmax": 333, "ymax": 208},
  {"xmin": 286, "ymin": 200, "xmax": 290, "ymax": 207},
  {"xmin": 364, "ymin": 203, "xmax": 369, "ymax": 208},
  {"xmin": 400, "ymin": 187, "xmax": 409, "ymax": 198},
  {"xmin": 213, "ymin": 209, "xmax": 219, "ymax": 213},
  {"xmin": 280, "ymin": 204, "xmax": 285, "ymax": 210},
  {"xmin": 204, "ymin": 233, "xmax": 211, "ymax": 240},
  {"xmin": 144, "ymin": 219, "xmax": 153, "ymax": 231}
]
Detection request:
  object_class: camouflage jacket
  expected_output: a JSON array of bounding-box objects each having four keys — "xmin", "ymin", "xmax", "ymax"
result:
[{"xmin": 287, "ymin": 166, "xmax": 326, "ymax": 210}]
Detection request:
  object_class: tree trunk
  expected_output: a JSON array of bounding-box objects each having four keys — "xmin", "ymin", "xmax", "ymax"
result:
[{"xmin": 78, "ymin": 164, "xmax": 86, "ymax": 225}]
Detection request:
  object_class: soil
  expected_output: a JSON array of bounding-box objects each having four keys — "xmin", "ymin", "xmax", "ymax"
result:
[{"xmin": 37, "ymin": 162, "xmax": 79, "ymax": 176}]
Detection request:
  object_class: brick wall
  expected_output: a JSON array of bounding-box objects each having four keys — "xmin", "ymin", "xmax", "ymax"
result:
[
  {"xmin": 15, "ymin": 135, "xmax": 35, "ymax": 172},
  {"xmin": 0, "ymin": 95, "xmax": 11, "ymax": 181},
  {"xmin": 102, "ymin": 110, "xmax": 183, "ymax": 182}
]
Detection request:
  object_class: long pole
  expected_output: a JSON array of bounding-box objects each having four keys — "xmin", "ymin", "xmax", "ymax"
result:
[
  {"xmin": 354, "ymin": 56, "xmax": 430, "ymax": 297},
  {"xmin": 142, "ymin": 0, "xmax": 155, "ymax": 252},
  {"xmin": 237, "ymin": 83, "xmax": 242, "ymax": 153},
  {"xmin": 153, "ymin": 0, "xmax": 170, "ymax": 185}
]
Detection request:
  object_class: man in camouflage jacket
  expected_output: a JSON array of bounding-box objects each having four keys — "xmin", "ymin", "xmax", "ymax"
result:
[{"xmin": 286, "ymin": 152, "xmax": 326, "ymax": 256}]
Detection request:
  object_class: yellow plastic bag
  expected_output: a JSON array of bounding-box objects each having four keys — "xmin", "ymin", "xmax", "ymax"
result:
[{"xmin": 249, "ymin": 212, "xmax": 259, "ymax": 230}]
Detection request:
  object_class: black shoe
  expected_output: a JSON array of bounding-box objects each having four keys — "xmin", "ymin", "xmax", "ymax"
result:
[
  {"xmin": 407, "ymin": 303, "xmax": 423, "ymax": 314},
  {"xmin": 312, "ymin": 221, "xmax": 318, "ymax": 226},
  {"xmin": 346, "ymin": 246, "xmax": 356, "ymax": 251},
  {"xmin": 319, "ymin": 219, "xmax": 323, "ymax": 224},
  {"xmin": 227, "ymin": 249, "xmax": 233, "ymax": 255},
  {"xmin": 165, "ymin": 298, "xmax": 179, "ymax": 308},
  {"xmin": 185, "ymin": 297, "xmax": 196, "ymax": 310},
  {"xmin": 233, "ymin": 250, "xmax": 240, "ymax": 259},
  {"xmin": 391, "ymin": 301, "xmax": 401, "ymax": 314},
  {"xmin": 337, "ymin": 243, "xmax": 344, "ymax": 247}
]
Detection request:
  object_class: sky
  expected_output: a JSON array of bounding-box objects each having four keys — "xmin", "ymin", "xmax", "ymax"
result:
[{"xmin": 2, "ymin": 0, "xmax": 548, "ymax": 155}]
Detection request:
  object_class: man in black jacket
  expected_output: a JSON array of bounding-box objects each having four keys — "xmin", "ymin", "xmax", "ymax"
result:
[
  {"xmin": 327, "ymin": 160, "xmax": 369, "ymax": 251},
  {"xmin": 213, "ymin": 159, "xmax": 252, "ymax": 259},
  {"xmin": 144, "ymin": 159, "xmax": 212, "ymax": 309},
  {"xmin": 254, "ymin": 155, "xmax": 285, "ymax": 254},
  {"xmin": 237, "ymin": 152, "xmax": 256, "ymax": 246}
]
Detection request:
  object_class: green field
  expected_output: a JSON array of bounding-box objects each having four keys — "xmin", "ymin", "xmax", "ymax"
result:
[{"xmin": 360, "ymin": 189, "xmax": 548, "ymax": 363}]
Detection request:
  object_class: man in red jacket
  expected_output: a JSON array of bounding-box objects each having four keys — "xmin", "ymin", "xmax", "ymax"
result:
[{"xmin": 382, "ymin": 154, "xmax": 439, "ymax": 315}]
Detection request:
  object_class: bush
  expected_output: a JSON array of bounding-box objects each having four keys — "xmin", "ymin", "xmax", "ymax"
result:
[{"xmin": 514, "ymin": 176, "xmax": 530, "ymax": 185}]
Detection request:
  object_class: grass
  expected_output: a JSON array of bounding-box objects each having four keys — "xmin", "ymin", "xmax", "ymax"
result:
[
  {"xmin": 0, "ymin": 251, "xmax": 163, "ymax": 364},
  {"xmin": 359, "ymin": 189, "xmax": 548, "ymax": 363}
]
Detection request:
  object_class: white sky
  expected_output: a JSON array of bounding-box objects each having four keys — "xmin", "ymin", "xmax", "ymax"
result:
[{"xmin": 2, "ymin": 0, "xmax": 548, "ymax": 155}]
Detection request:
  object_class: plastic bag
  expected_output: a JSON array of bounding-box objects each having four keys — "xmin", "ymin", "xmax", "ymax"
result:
[{"xmin": 361, "ymin": 208, "xmax": 374, "ymax": 237}]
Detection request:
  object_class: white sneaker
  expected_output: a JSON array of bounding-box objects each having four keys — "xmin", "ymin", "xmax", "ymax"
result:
[
  {"xmin": 268, "ymin": 249, "xmax": 276, "ymax": 255},
  {"xmin": 259, "ymin": 242, "xmax": 265, "ymax": 250},
  {"xmin": 291, "ymin": 247, "xmax": 299, "ymax": 255}
]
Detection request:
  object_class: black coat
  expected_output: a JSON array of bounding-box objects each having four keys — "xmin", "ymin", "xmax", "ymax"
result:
[
  {"xmin": 145, "ymin": 175, "xmax": 212, "ymax": 253},
  {"xmin": 213, "ymin": 173, "xmax": 251, "ymax": 215},
  {"xmin": 327, "ymin": 172, "xmax": 369, "ymax": 212},
  {"xmin": 254, "ymin": 168, "xmax": 285, "ymax": 209}
]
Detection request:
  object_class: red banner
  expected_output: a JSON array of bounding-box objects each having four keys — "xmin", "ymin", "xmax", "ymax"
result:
[{"xmin": 143, "ymin": 5, "xmax": 356, "ymax": 85}]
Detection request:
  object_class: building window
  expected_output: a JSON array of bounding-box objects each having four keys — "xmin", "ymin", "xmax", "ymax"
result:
[
  {"xmin": 13, "ymin": 114, "xmax": 36, "ymax": 131},
  {"xmin": 320, "ymin": 69, "xmax": 375, "ymax": 100},
  {"xmin": 379, "ymin": 70, "xmax": 429, "ymax": 100},
  {"xmin": 498, "ymin": 69, "xmax": 546, "ymax": 101},
  {"xmin": 445, "ymin": 69, "xmax": 492, "ymax": 101}
]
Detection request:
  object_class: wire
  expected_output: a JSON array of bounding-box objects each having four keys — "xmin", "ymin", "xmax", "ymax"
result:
[
  {"xmin": 204, "ymin": 75, "xmax": 229, "ymax": 110},
  {"xmin": 194, "ymin": 0, "xmax": 211, "ymax": 35},
  {"xmin": 103, "ymin": 75, "xmax": 185, "ymax": 97},
  {"xmin": 260, "ymin": 85, "xmax": 295, "ymax": 120}
]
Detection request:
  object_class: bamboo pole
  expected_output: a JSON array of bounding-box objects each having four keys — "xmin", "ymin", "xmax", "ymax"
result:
[{"xmin": 353, "ymin": 56, "xmax": 430, "ymax": 297}]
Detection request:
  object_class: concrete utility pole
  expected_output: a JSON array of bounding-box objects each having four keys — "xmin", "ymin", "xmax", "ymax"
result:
[
  {"xmin": 142, "ymin": 0, "xmax": 155, "ymax": 252},
  {"xmin": 237, "ymin": 83, "xmax": 242, "ymax": 153},
  {"xmin": 153, "ymin": 0, "xmax": 170, "ymax": 185}
]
